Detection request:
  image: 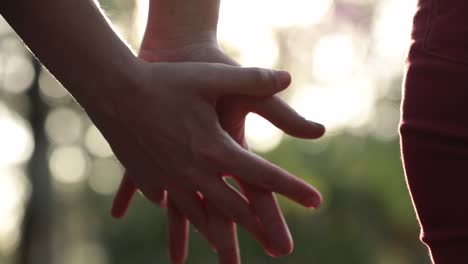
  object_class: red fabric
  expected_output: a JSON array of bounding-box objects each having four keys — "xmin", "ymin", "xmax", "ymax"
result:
[{"xmin": 401, "ymin": 0, "xmax": 468, "ymax": 263}]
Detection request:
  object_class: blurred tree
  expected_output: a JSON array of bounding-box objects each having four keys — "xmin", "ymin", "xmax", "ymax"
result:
[{"xmin": 19, "ymin": 59, "xmax": 54, "ymax": 264}]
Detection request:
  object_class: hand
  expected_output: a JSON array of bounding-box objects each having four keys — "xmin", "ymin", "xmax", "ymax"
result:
[
  {"xmin": 111, "ymin": 44, "xmax": 325, "ymax": 263},
  {"xmin": 102, "ymin": 60, "xmax": 324, "ymax": 251}
]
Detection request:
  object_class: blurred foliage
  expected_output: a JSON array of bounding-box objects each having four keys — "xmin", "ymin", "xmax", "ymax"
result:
[{"xmin": 87, "ymin": 133, "xmax": 429, "ymax": 264}]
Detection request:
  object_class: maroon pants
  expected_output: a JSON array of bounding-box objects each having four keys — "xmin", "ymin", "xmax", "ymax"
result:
[{"xmin": 401, "ymin": 0, "xmax": 468, "ymax": 263}]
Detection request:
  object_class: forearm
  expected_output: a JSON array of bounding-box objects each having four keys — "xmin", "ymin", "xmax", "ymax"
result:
[
  {"xmin": 401, "ymin": 51, "xmax": 468, "ymax": 263},
  {"xmin": 141, "ymin": 0, "xmax": 220, "ymax": 51},
  {"xmin": 402, "ymin": 1, "xmax": 468, "ymax": 263},
  {"xmin": 0, "ymin": 0, "xmax": 139, "ymax": 113}
]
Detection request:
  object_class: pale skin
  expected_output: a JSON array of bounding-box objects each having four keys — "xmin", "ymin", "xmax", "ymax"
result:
[
  {"xmin": 111, "ymin": 0, "xmax": 326, "ymax": 263},
  {"xmin": 0, "ymin": 0, "xmax": 324, "ymax": 264}
]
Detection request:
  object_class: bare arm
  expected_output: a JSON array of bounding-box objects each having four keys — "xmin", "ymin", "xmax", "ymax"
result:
[
  {"xmin": 0, "ymin": 0, "xmax": 138, "ymax": 113},
  {"xmin": 141, "ymin": 0, "xmax": 220, "ymax": 52}
]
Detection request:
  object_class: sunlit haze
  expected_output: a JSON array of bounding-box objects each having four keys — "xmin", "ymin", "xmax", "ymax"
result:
[
  {"xmin": 136, "ymin": 0, "xmax": 416, "ymax": 151},
  {"xmin": 0, "ymin": 1, "xmax": 418, "ymax": 259}
]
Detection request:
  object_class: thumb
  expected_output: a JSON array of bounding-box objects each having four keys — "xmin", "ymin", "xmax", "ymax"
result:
[
  {"xmin": 198, "ymin": 64, "xmax": 292, "ymax": 97},
  {"xmin": 250, "ymin": 96, "xmax": 325, "ymax": 139}
]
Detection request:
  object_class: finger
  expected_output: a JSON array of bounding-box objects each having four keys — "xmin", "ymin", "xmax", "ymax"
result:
[
  {"xmin": 239, "ymin": 181, "xmax": 292, "ymax": 257},
  {"xmin": 111, "ymin": 172, "xmax": 137, "ymax": 218},
  {"xmin": 197, "ymin": 176, "xmax": 267, "ymax": 246},
  {"xmin": 250, "ymin": 96, "xmax": 325, "ymax": 139},
  {"xmin": 223, "ymin": 143, "xmax": 322, "ymax": 208},
  {"xmin": 217, "ymin": 103, "xmax": 293, "ymax": 256},
  {"xmin": 130, "ymin": 176, "xmax": 167, "ymax": 208},
  {"xmin": 168, "ymin": 187, "xmax": 209, "ymax": 237},
  {"xmin": 167, "ymin": 196, "xmax": 189, "ymax": 264},
  {"xmin": 169, "ymin": 190, "xmax": 218, "ymax": 251},
  {"xmin": 181, "ymin": 63, "xmax": 292, "ymax": 97},
  {"xmin": 205, "ymin": 199, "xmax": 240, "ymax": 264}
]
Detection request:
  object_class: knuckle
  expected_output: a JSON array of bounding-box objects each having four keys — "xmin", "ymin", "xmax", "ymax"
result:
[
  {"xmin": 232, "ymin": 206, "xmax": 252, "ymax": 223},
  {"xmin": 198, "ymin": 142, "xmax": 228, "ymax": 167},
  {"xmin": 182, "ymin": 166, "xmax": 199, "ymax": 179},
  {"xmin": 252, "ymin": 68, "xmax": 273, "ymax": 87},
  {"xmin": 176, "ymin": 166, "xmax": 202, "ymax": 190}
]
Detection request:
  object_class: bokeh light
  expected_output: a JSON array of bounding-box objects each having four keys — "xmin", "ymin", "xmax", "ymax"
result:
[
  {"xmin": 291, "ymin": 73, "xmax": 375, "ymax": 130},
  {"xmin": 312, "ymin": 33, "xmax": 356, "ymax": 83},
  {"xmin": 0, "ymin": 167, "xmax": 30, "ymax": 254},
  {"xmin": 49, "ymin": 145, "xmax": 88, "ymax": 184},
  {"xmin": 245, "ymin": 113, "xmax": 283, "ymax": 152},
  {"xmin": 0, "ymin": 16, "xmax": 13, "ymax": 36},
  {"xmin": 45, "ymin": 107, "xmax": 83, "ymax": 145},
  {"xmin": 84, "ymin": 125, "xmax": 113, "ymax": 158},
  {"xmin": 0, "ymin": 103, "xmax": 34, "ymax": 167},
  {"xmin": 67, "ymin": 242, "xmax": 109, "ymax": 264},
  {"xmin": 261, "ymin": 0, "xmax": 332, "ymax": 28},
  {"xmin": 219, "ymin": 0, "xmax": 332, "ymax": 30},
  {"xmin": 88, "ymin": 158, "xmax": 122, "ymax": 195},
  {"xmin": 39, "ymin": 68, "xmax": 69, "ymax": 101},
  {"xmin": 373, "ymin": 0, "xmax": 417, "ymax": 69},
  {"xmin": 1, "ymin": 54, "xmax": 35, "ymax": 94},
  {"xmin": 134, "ymin": 0, "xmax": 413, "ymax": 152}
]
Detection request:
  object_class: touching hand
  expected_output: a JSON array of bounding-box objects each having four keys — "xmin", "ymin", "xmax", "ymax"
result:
[{"xmin": 111, "ymin": 45, "xmax": 325, "ymax": 263}]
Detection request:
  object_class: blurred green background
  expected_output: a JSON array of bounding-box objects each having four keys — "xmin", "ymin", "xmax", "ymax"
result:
[{"xmin": 0, "ymin": 0, "xmax": 431, "ymax": 263}]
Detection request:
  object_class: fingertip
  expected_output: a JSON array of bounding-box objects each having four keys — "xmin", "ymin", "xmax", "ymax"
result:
[
  {"xmin": 263, "ymin": 223, "xmax": 293, "ymax": 257},
  {"xmin": 265, "ymin": 239, "xmax": 294, "ymax": 258},
  {"xmin": 167, "ymin": 200, "xmax": 189, "ymax": 264},
  {"xmin": 111, "ymin": 192, "xmax": 132, "ymax": 219},
  {"xmin": 306, "ymin": 191, "xmax": 323, "ymax": 209},
  {"xmin": 111, "ymin": 174, "xmax": 137, "ymax": 219},
  {"xmin": 110, "ymin": 205, "xmax": 125, "ymax": 219},
  {"xmin": 274, "ymin": 70, "xmax": 291, "ymax": 89},
  {"xmin": 307, "ymin": 120, "xmax": 326, "ymax": 138}
]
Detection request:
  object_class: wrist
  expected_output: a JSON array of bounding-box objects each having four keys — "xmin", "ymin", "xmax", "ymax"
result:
[
  {"xmin": 140, "ymin": 29, "xmax": 218, "ymax": 57},
  {"xmin": 141, "ymin": 0, "xmax": 219, "ymax": 52},
  {"xmin": 77, "ymin": 55, "xmax": 145, "ymax": 122}
]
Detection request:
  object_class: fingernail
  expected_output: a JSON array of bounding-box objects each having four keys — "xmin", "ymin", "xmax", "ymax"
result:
[
  {"xmin": 307, "ymin": 121, "xmax": 326, "ymax": 137},
  {"xmin": 307, "ymin": 120, "xmax": 325, "ymax": 130},
  {"xmin": 265, "ymin": 234, "xmax": 293, "ymax": 257},
  {"xmin": 275, "ymin": 70, "xmax": 291, "ymax": 87}
]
